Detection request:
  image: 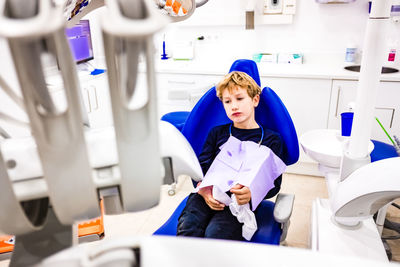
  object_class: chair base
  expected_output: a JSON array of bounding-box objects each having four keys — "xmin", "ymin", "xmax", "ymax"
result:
[{"xmin": 311, "ymin": 198, "xmax": 388, "ymax": 261}]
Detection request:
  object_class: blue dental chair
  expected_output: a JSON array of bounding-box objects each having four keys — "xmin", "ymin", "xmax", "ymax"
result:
[
  {"xmin": 370, "ymin": 140, "xmax": 398, "ymax": 162},
  {"xmin": 154, "ymin": 59, "xmax": 299, "ymax": 245}
]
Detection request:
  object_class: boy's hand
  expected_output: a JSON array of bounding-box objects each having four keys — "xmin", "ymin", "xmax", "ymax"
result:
[
  {"xmin": 198, "ymin": 186, "xmax": 225, "ymax": 211},
  {"xmin": 230, "ymin": 184, "xmax": 251, "ymax": 205}
]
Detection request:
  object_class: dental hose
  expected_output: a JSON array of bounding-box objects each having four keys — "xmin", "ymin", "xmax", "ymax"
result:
[{"xmin": 394, "ymin": 135, "xmax": 400, "ymax": 156}]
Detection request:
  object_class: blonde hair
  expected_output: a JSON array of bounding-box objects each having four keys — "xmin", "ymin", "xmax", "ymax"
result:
[{"xmin": 216, "ymin": 71, "xmax": 261, "ymax": 100}]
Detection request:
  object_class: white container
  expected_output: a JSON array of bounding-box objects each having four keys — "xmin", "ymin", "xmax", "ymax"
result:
[
  {"xmin": 260, "ymin": 53, "xmax": 277, "ymax": 63},
  {"xmin": 345, "ymin": 45, "xmax": 357, "ymax": 63},
  {"xmin": 277, "ymin": 53, "xmax": 303, "ymax": 64}
]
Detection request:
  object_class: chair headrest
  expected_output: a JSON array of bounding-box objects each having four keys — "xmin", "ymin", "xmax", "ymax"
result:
[{"xmin": 229, "ymin": 59, "xmax": 261, "ymax": 87}]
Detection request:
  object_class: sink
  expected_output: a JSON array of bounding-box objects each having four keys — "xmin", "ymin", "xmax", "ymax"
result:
[
  {"xmin": 300, "ymin": 129, "xmax": 374, "ymax": 168},
  {"xmin": 344, "ymin": 65, "xmax": 399, "ymax": 74}
]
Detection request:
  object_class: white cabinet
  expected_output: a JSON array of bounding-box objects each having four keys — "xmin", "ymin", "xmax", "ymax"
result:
[
  {"xmin": 262, "ymin": 77, "xmax": 331, "ymax": 136},
  {"xmin": 156, "ymin": 73, "xmax": 223, "ymax": 118},
  {"xmin": 80, "ymin": 73, "xmax": 113, "ymax": 129},
  {"xmin": 80, "ymin": 71, "xmax": 224, "ymax": 127},
  {"xmin": 72, "ymin": 71, "xmax": 223, "ymax": 129},
  {"xmin": 328, "ymin": 79, "xmax": 400, "ymax": 144},
  {"xmin": 261, "ymin": 77, "xmax": 332, "ymax": 176}
]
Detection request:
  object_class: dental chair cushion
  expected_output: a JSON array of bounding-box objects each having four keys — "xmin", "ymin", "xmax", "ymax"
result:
[
  {"xmin": 161, "ymin": 111, "xmax": 190, "ymax": 131},
  {"xmin": 153, "ymin": 196, "xmax": 281, "ymax": 245},
  {"xmin": 370, "ymin": 140, "xmax": 398, "ymax": 162}
]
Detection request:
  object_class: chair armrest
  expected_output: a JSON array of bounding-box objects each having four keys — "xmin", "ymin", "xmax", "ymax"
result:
[{"xmin": 273, "ymin": 193, "xmax": 295, "ymax": 224}]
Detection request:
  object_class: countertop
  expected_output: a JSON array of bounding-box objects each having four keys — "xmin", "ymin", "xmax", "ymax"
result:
[{"xmin": 151, "ymin": 58, "xmax": 400, "ymax": 82}]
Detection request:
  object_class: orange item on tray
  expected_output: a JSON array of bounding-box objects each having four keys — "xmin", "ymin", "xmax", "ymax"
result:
[
  {"xmin": 0, "ymin": 235, "xmax": 14, "ymax": 254},
  {"xmin": 78, "ymin": 199, "xmax": 105, "ymax": 238},
  {"xmin": 0, "ymin": 200, "xmax": 105, "ymax": 255}
]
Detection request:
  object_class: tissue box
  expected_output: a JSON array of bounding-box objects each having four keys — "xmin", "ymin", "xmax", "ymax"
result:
[
  {"xmin": 252, "ymin": 53, "xmax": 277, "ymax": 63},
  {"xmin": 261, "ymin": 53, "xmax": 278, "ymax": 63},
  {"xmin": 278, "ymin": 53, "xmax": 303, "ymax": 64}
]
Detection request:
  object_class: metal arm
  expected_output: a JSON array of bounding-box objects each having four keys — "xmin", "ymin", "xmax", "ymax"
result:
[{"xmin": 0, "ymin": 0, "xmax": 100, "ymax": 227}]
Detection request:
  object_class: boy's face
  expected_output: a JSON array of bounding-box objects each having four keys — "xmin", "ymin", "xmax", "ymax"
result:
[{"xmin": 221, "ymin": 86, "xmax": 260, "ymax": 128}]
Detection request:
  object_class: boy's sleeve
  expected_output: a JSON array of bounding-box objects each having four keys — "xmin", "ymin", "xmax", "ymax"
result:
[
  {"xmin": 198, "ymin": 128, "xmax": 218, "ymax": 176},
  {"xmin": 263, "ymin": 134, "xmax": 284, "ymax": 200}
]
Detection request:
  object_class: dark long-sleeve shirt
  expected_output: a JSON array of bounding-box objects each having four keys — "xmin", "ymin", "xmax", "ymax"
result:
[{"xmin": 198, "ymin": 123, "xmax": 284, "ymax": 200}]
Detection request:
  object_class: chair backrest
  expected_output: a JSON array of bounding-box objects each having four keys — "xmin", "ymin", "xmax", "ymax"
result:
[{"xmin": 181, "ymin": 59, "xmax": 299, "ymax": 166}]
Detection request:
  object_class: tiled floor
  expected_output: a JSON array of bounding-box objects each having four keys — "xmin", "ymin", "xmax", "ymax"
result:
[
  {"xmin": 100, "ymin": 173, "xmax": 330, "ymax": 246},
  {"xmin": 277, "ymin": 173, "xmax": 329, "ymax": 248},
  {"xmin": 101, "ymin": 173, "xmax": 330, "ymax": 246},
  {"xmin": 101, "ymin": 175, "xmax": 195, "ymax": 240},
  {"xmin": 1, "ymin": 173, "xmax": 400, "ymax": 266}
]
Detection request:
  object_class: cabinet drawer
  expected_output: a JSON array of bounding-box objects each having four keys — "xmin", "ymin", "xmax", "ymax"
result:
[{"xmin": 156, "ymin": 73, "xmax": 222, "ymax": 116}]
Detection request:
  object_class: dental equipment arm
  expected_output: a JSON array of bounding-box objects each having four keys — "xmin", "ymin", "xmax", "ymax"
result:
[
  {"xmin": 340, "ymin": 1, "xmax": 393, "ymax": 181},
  {"xmin": 66, "ymin": 0, "xmax": 105, "ymax": 27},
  {"xmin": 329, "ymin": 1, "xmax": 400, "ymax": 228},
  {"xmin": 1, "ymin": 0, "xmax": 99, "ymax": 227},
  {"xmin": 0, "ymin": 0, "xmax": 202, "ymax": 265},
  {"xmin": 333, "ymin": 157, "xmax": 400, "ymax": 225}
]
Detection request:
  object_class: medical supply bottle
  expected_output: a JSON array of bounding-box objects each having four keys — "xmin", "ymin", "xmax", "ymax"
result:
[
  {"xmin": 386, "ymin": 39, "xmax": 398, "ymax": 65},
  {"xmin": 345, "ymin": 43, "xmax": 357, "ymax": 63},
  {"xmin": 388, "ymin": 48, "xmax": 396, "ymax": 62}
]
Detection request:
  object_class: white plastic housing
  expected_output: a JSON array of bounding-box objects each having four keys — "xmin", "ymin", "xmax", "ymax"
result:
[
  {"xmin": 40, "ymin": 235, "xmax": 396, "ymax": 267},
  {"xmin": 300, "ymin": 129, "xmax": 374, "ymax": 168},
  {"xmin": 159, "ymin": 121, "xmax": 203, "ymax": 181},
  {"xmin": 332, "ymin": 157, "xmax": 400, "ymax": 221}
]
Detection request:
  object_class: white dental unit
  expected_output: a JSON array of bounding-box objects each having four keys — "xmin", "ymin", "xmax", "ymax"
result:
[
  {"xmin": 0, "ymin": 0, "xmax": 399, "ymax": 266},
  {"xmin": 300, "ymin": 0, "xmax": 400, "ymax": 263}
]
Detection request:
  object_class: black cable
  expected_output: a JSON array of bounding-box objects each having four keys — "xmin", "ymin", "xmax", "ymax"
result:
[
  {"xmin": 382, "ymin": 234, "xmax": 400, "ymax": 240},
  {"xmin": 384, "ymin": 218, "xmax": 400, "ymax": 233},
  {"xmin": 392, "ymin": 202, "xmax": 400, "ymax": 210},
  {"xmin": 382, "ymin": 239, "xmax": 393, "ymax": 261}
]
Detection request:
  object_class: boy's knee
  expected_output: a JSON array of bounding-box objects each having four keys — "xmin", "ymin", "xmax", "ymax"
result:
[
  {"xmin": 177, "ymin": 214, "xmax": 205, "ymax": 237},
  {"xmin": 204, "ymin": 224, "xmax": 243, "ymax": 241}
]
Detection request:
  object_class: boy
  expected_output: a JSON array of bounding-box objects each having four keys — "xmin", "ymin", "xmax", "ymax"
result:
[{"xmin": 177, "ymin": 71, "xmax": 283, "ymax": 241}]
